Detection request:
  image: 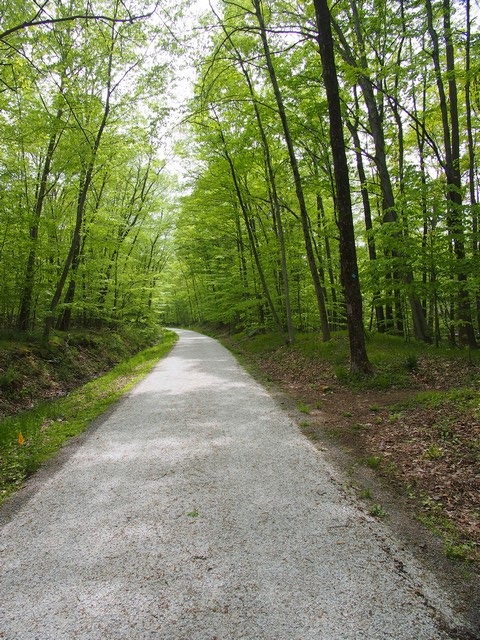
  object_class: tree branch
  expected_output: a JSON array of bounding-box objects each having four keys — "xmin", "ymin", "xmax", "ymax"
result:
[{"xmin": 0, "ymin": 5, "xmax": 158, "ymax": 41}]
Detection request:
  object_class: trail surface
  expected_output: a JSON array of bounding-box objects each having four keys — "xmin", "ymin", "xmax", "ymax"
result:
[{"xmin": 0, "ymin": 330, "xmax": 474, "ymax": 639}]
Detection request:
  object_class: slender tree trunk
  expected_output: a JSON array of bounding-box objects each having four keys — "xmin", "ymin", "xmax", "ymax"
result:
[
  {"xmin": 217, "ymin": 121, "xmax": 287, "ymax": 340},
  {"xmin": 465, "ymin": 0, "xmax": 480, "ymax": 334},
  {"xmin": 250, "ymin": 84, "xmax": 295, "ymax": 343},
  {"xmin": 346, "ymin": 114, "xmax": 385, "ymax": 332},
  {"xmin": 333, "ymin": 1, "xmax": 430, "ymax": 342},
  {"xmin": 316, "ymin": 193, "xmax": 338, "ymax": 327},
  {"xmin": 313, "ymin": 0, "xmax": 372, "ymax": 374},
  {"xmin": 253, "ymin": 0, "xmax": 330, "ymax": 341},
  {"xmin": 235, "ymin": 211, "xmax": 248, "ymax": 292},
  {"xmin": 425, "ymin": 0, "xmax": 477, "ymax": 347},
  {"xmin": 17, "ymin": 108, "xmax": 63, "ymax": 331}
]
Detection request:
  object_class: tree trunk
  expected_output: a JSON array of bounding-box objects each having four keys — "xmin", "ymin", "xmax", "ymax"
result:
[
  {"xmin": 316, "ymin": 194, "xmax": 338, "ymax": 328},
  {"xmin": 253, "ymin": 0, "xmax": 330, "ymax": 341},
  {"xmin": 333, "ymin": 0, "xmax": 430, "ymax": 343},
  {"xmin": 346, "ymin": 113, "xmax": 385, "ymax": 332},
  {"xmin": 313, "ymin": 0, "xmax": 372, "ymax": 374},
  {"xmin": 465, "ymin": 0, "xmax": 480, "ymax": 335},
  {"xmin": 17, "ymin": 108, "xmax": 63, "ymax": 331},
  {"xmin": 425, "ymin": 0, "xmax": 477, "ymax": 347}
]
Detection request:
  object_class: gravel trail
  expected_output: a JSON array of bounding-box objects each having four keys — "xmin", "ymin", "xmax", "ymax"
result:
[{"xmin": 0, "ymin": 329, "xmax": 473, "ymax": 639}]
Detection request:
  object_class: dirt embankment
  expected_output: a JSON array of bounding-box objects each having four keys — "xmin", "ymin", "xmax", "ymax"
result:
[{"xmin": 0, "ymin": 331, "xmax": 150, "ymax": 420}]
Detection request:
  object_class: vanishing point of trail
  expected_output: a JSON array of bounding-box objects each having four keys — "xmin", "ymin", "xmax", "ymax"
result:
[{"xmin": 0, "ymin": 330, "xmax": 469, "ymax": 638}]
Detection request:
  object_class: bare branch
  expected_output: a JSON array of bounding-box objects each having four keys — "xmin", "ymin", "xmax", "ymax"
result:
[{"xmin": 0, "ymin": 4, "xmax": 158, "ymax": 42}]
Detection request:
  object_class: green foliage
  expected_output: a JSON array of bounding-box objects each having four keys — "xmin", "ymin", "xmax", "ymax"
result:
[
  {"xmin": 369, "ymin": 503, "xmax": 388, "ymax": 518},
  {"xmin": 359, "ymin": 488, "xmax": 372, "ymax": 499},
  {"xmin": 400, "ymin": 387, "xmax": 479, "ymax": 412},
  {"xmin": 404, "ymin": 354, "xmax": 419, "ymax": 372},
  {"xmin": 424, "ymin": 444, "xmax": 444, "ymax": 460},
  {"xmin": 3, "ymin": 0, "xmax": 480, "ymax": 367},
  {"xmin": 296, "ymin": 401, "xmax": 311, "ymax": 414},
  {"xmin": 158, "ymin": 0, "xmax": 480, "ymax": 354},
  {"xmin": 418, "ymin": 495, "xmax": 478, "ymax": 562},
  {"xmin": 366, "ymin": 455, "xmax": 382, "ymax": 470},
  {"xmin": 0, "ymin": 367, "xmax": 21, "ymax": 390},
  {"xmin": 444, "ymin": 542, "xmax": 476, "ymax": 562},
  {"xmin": 0, "ymin": 0, "xmax": 177, "ymax": 337}
]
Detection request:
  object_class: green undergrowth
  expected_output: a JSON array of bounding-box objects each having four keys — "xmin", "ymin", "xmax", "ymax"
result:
[
  {"xmin": 0, "ymin": 329, "xmax": 178, "ymax": 504},
  {"xmin": 398, "ymin": 387, "xmax": 480, "ymax": 411},
  {"xmin": 220, "ymin": 328, "xmax": 480, "ymax": 391},
  {"xmin": 0, "ymin": 325, "xmax": 165, "ymax": 416}
]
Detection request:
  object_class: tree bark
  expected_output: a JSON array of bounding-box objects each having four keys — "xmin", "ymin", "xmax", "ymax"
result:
[
  {"xmin": 346, "ymin": 112, "xmax": 385, "ymax": 333},
  {"xmin": 253, "ymin": 0, "xmax": 330, "ymax": 341},
  {"xmin": 313, "ymin": 0, "xmax": 372, "ymax": 374},
  {"xmin": 17, "ymin": 108, "xmax": 63, "ymax": 331},
  {"xmin": 332, "ymin": 1, "xmax": 430, "ymax": 343},
  {"xmin": 425, "ymin": 0, "xmax": 477, "ymax": 347},
  {"xmin": 465, "ymin": 0, "xmax": 480, "ymax": 335}
]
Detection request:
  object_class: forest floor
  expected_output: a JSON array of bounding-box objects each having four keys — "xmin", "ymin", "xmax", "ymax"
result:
[{"xmin": 219, "ymin": 332, "xmax": 480, "ymax": 567}]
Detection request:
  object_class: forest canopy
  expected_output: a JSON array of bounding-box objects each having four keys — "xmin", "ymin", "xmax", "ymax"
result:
[{"xmin": 1, "ymin": 0, "xmax": 479, "ymax": 370}]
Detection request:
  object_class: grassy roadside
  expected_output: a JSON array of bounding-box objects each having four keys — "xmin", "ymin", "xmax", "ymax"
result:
[
  {"xmin": 0, "ymin": 329, "xmax": 178, "ymax": 505},
  {"xmin": 212, "ymin": 328, "xmax": 480, "ymax": 563}
]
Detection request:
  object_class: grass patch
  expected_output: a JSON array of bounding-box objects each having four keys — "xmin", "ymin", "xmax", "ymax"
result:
[
  {"xmin": 424, "ymin": 444, "xmax": 444, "ymax": 460},
  {"xmin": 359, "ymin": 488, "xmax": 372, "ymax": 499},
  {"xmin": 403, "ymin": 387, "xmax": 479, "ymax": 410},
  {"xmin": 369, "ymin": 503, "xmax": 388, "ymax": 518},
  {"xmin": 418, "ymin": 497, "xmax": 478, "ymax": 562},
  {"xmin": 365, "ymin": 455, "xmax": 382, "ymax": 470},
  {"xmin": 296, "ymin": 401, "xmax": 311, "ymax": 414},
  {"xmin": 0, "ymin": 330, "xmax": 178, "ymax": 505}
]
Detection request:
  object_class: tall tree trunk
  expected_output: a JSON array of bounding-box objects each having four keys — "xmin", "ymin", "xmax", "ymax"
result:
[
  {"xmin": 332, "ymin": 1, "xmax": 430, "ymax": 343},
  {"xmin": 235, "ymin": 211, "xmax": 248, "ymax": 293},
  {"xmin": 253, "ymin": 0, "xmax": 330, "ymax": 341},
  {"xmin": 425, "ymin": 0, "xmax": 477, "ymax": 347},
  {"xmin": 216, "ymin": 120, "xmax": 287, "ymax": 340},
  {"xmin": 313, "ymin": 0, "xmax": 372, "ymax": 374},
  {"xmin": 465, "ymin": 0, "xmax": 480, "ymax": 334},
  {"xmin": 316, "ymin": 193, "xmax": 338, "ymax": 328},
  {"xmin": 17, "ymin": 107, "xmax": 63, "ymax": 331},
  {"xmin": 346, "ymin": 112, "xmax": 385, "ymax": 333}
]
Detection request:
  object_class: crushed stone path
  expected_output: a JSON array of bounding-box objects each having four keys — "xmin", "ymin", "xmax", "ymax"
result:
[{"xmin": 0, "ymin": 329, "xmax": 473, "ymax": 639}]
